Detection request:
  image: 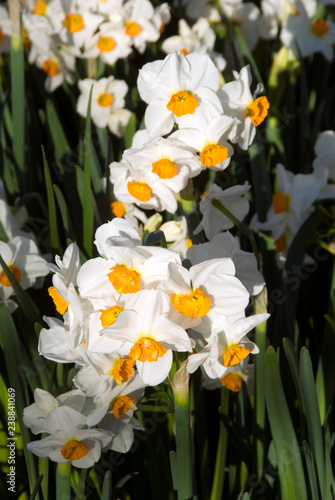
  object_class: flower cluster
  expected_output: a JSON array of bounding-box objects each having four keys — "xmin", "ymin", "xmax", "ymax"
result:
[
  {"xmin": 24, "ymin": 216, "xmax": 268, "ymax": 466},
  {"xmin": 109, "ymin": 51, "xmax": 269, "ymax": 235}
]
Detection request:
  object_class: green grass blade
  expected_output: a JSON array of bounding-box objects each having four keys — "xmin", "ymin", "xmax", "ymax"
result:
[
  {"xmin": 42, "ymin": 146, "xmax": 59, "ymax": 255},
  {"xmin": 303, "ymin": 441, "xmax": 320, "ymax": 500},
  {"xmin": 300, "ymin": 347, "xmax": 325, "ymax": 499},
  {"xmin": 0, "ymin": 302, "xmax": 38, "ymax": 495},
  {"xmin": 45, "ymin": 99, "xmax": 71, "ymax": 162},
  {"xmin": 264, "ymin": 346, "xmax": 308, "ymax": 500},
  {"xmin": 29, "ymin": 475, "xmax": 44, "ymax": 500},
  {"xmin": 83, "ymin": 86, "xmax": 94, "ymax": 258},
  {"xmin": 10, "ymin": 8, "xmax": 25, "ymax": 190},
  {"xmin": 210, "ymin": 388, "xmax": 229, "ymax": 500},
  {"xmin": 53, "ymin": 184, "xmax": 74, "ymax": 244},
  {"xmin": 101, "ymin": 470, "xmax": 112, "ymax": 500}
]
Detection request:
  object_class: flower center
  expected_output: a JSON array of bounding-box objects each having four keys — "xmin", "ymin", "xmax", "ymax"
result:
[
  {"xmin": 0, "ymin": 265, "xmax": 22, "ymax": 287},
  {"xmin": 125, "ymin": 21, "xmax": 141, "ymax": 37},
  {"xmin": 63, "ymin": 14, "xmax": 84, "ymax": 33},
  {"xmin": 221, "ymin": 373, "xmax": 243, "ymax": 392},
  {"xmin": 33, "ymin": 0, "xmax": 47, "ymax": 15},
  {"xmin": 48, "ymin": 286, "xmax": 69, "ymax": 315},
  {"xmin": 127, "ymin": 181, "xmax": 151, "ymax": 202},
  {"xmin": 166, "ymin": 91, "xmax": 198, "ymax": 117},
  {"xmin": 109, "ymin": 357, "xmax": 134, "ymax": 385},
  {"xmin": 274, "ymin": 234, "xmax": 287, "ymax": 253},
  {"xmin": 171, "ymin": 288, "xmax": 210, "ymax": 318},
  {"xmin": 179, "ymin": 48, "xmax": 188, "ymax": 56},
  {"xmin": 272, "ymin": 191, "xmax": 290, "ymax": 213},
  {"xmin": 60, "ymin": 440, "xmax": 89, "ymax": 460},
  {"xmin": 200, "ymin": 144, "xmax": 229, "ymax": 167},
  {"xmin": 97, "ymin": 93, "xmax": 113, "ymax": 107},
  {"xmin": 107, "ymin": 265, "xmax": 140, "ymax": 294},
  {"xmin": 152, "ymin": 158, "xmax": 178, "ymax": 179},
  {"xmin": 99, "ymin": 305, "xmax": 123, "ymax": 327},
  {"xmin": 223, "ymin": 344, "xmax": 250, "ymax": 367},
  {"xmin": 110, "ymin": 201, "xmax": 126, "ymax": 218},
  {"xmin": 110, "ymin": 395, "xmax": 135, "ymax": 418},
  {"xmin": 129, "ymin": 337, "xmax": 167, "ymax": 362},
  {"xmin": 247, "ymin": 96, "xmax": 269, "ymax": 126},
  {"xmin": 97, "ymin": 36, "xmax": 116, "ymax": 52},
  {"xmin": 311, "ymin": 18, "xmax": 329, "ymax": 37},
  {"xmin": 42, "ymin": 60, "xmax": 59, "ymax": 77}
]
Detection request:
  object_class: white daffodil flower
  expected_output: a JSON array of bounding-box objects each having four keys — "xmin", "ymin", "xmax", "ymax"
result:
[
  {"xmin": 84, "ymin": 373, "xmax": 146, "ymax": 426},
  {"xmin": 47, "ymin": 243, "xmax": 81, "ymax": 316},
  {"xmin": 187, "ymin": 312, "xmax": 269, "ymax": 378},
  {"xmin": 194, "ymin": 182, "xmax": 251, "ymax": 240},
  {"xmin": 23, "ymin": 388, "xmax": 86, "ymax": 434},
  {"xmin": 0, "ymin": 236, "xmax": 49, "ymax": 305},
  {"xmin": 38, "ymin": 315, "xmax": 88, "ymax": 365},
  {"xmin": 160, "ymin": 259, "xmax": 250, "ymax": 334},
  {"xmin": 122, "ymin": 0, "xmax": 160, "ymax": 53},
  {"xmin": 77, "ymin": 242, "xmax": 180, "ymax": 299},
  {"xmin": 187, "ymin": 231, "xmax": 265, "ymax": 296},
  {"xmin": 218, "ymin": 65, "xmax": 269, "ymax": 150},
  {"xmin": 281, "ymin": 5, "xmax": 335, "ymax": 62},
  {"xmin": 27, "ymin": 406, "xmax": 111, "ymax": 468},
  {"xmin": 110, "ymin": 200, "xmax": 148, "ymax": 230},
  {"xmin": 59, "ymin": 0, "xmax": 104, "ymax": 50},
  {"xmin": 77, "ymin": 77, "xmax": 131, "ymax": 136},
  {"xmin": 101, "ymin": 290, "xmax": 193, "ymax": 386},
  {"xmin": 137, "ymin": 51, "xmax": 223, "ymax": 137},
  {"xmin": 83, "ymin": 21, "xmax": 132, "ymax": 64},
  {"xmin": 202, "ymin": 357, "xmax": 255, "ymax": 394},
  {"xmin": 171, "ymin": 115, "xmax": 236, "ymax": 171}
]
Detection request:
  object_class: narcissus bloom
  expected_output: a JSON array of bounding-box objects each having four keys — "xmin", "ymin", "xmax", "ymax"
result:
[
  {"xmin": 313, "ymin": 130, "xmax": 335, "ymax": 181},
  {"xmin": 187, "ymin": 231, "xmax": 265, "ymax": 296},
  {"xmin": 0, "ymin": 236, "xmax": 49, "ymax": 306},
  {"xmin": 160, "ymin": 259, "xmax": 250, "ymax": 333},
  {"xmin": 194, "ymin": 182, "xmax": 250, "ymax": 240},
  {"xmin": 218, "ymin": 65, "xmax": 269, "ymax": 150},
  {"xmin": 137, "ymin": 51, "xmax": 223, "ymax": 136},
  {"xmin": 83, "ymin": 22, "xmax": 132, "ymax": 64},
  {"xmin": 27, "ymin": 406, "xmax": 111, "ymax": 468},
  {"xmin": 187, "ymin": 312, "xmax": 269, "ymax": 378},
  {"xmin": 23, "ymin": 388, "xmax": 86, "ymax": 434},
  {"xmin": 101, "ymin": 290, "xmax": 193, "ymax": 386},
  {"xmin": 171, "ymin": 115, "xmax": 236, "ymax": 171},
  {"xmin": 77, "ymin": 77, "xmax": 131, "ymax": 136}
]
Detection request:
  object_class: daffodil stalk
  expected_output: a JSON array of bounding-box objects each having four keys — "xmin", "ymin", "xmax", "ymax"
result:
[
  {"xmin": 172, "ymin": 360, "xmax": 194, "ymax": 500},
  {"xmin": 210, "ymin": 388, "xmax": 229, "ymax": 500},
  {"xmin": 212, "ymin": 199, "xmax": 260, "ymax": 264},
  {"xmin": 8, "ymin": 0, "xmax": 25, "ymax": 188},
  {"xmin": 56, "ymin": 461, "xmax": 71, "ymax": 500}
]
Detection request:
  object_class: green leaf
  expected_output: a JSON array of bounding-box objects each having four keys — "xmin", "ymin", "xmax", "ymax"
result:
[
  {"xmin": 53, "ymin": 184, "xmax": 74, "ymax": 243},
  {"xmin": 10, "ymin": 31, "xmax": 25, "ymax": 189},
  {"xmin": 300, "ymin": 348, "xmax": 325, "ymax": 499},
  {"xmin": 303, "ymin": 441, "xmax": 320, "ymax": 500},
  {"xmin": 29, "ymin": 475, "xmax": 44, "ymax": 500},
  {"xmin": 0, "ymin": 302, "xmax": 38, "ymax": 494},
  {"xmin": 101, "ymin": 470, "xmax": 112, "ymax": 500},
  {"xmin": 83, "ymin": 85, "xmax": 94, "ymax": 258},
  {"xmin": 42, "ymin": 146, "xmax": 59, "ymax": 255},
  {"xmin": 264, "ymin": 346, "xmax": 308, "ymax": 500},
  {"xmin": 45, "ymin": 99, "xmax": 71, "ymax": 162}
]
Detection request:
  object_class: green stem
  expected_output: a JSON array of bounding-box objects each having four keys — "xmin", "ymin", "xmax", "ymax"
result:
[
  {"xmin": 212, "ymin": 199, "xmax": 259, "ymax": 263},
  {"xmin": 56, "ymin": 461, "xmax": 71, "ymax": 500},
  {"xmin": 210, "ymin": 388, "xmax": 229, "ymax": 500},
  {"xmin": 173, "ymin": 361, "xmax": 193, "ymax": 500}
]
